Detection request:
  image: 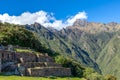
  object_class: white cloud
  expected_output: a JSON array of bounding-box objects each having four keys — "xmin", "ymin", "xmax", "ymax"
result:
[
  {"xmin": 67, "ymin": 12, "xmax": 87, "ymax": 25},
  {"xmin": 0, "ymin": 11, "xmax": 87, "ymax": 30}
]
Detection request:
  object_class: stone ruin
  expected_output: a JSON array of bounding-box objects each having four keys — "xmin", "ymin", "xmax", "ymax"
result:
[{"xmin": 0, "ymin": 45, "xmax": 71, "ymax": 77}]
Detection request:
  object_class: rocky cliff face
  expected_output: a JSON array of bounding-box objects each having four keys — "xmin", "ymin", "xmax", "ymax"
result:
[{"xmin": 67, "ymin": 19, "xmax": 120, "ymax": 33}]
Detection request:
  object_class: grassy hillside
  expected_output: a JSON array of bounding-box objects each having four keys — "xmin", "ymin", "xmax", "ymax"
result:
[
  {"xmin": 0, "ymin": 22, "xmax": 39, "ymax": 49},
  {"xmin": 0, "ymin": 22, "xmax": 58, "ymax": 57},
  {"xmin": 97, "ymin": 32, "xmax": 120, "ymax": 79}
]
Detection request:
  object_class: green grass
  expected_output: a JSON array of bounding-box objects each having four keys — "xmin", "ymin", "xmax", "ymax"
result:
[
  {"xmin": 15, "ymin": 49, "xmax": 40, "ymax": 54},
  {"xmin": 16, "ymin": 48, "xmax": 33, "ymax": 52},
  {"xmin": 0, "ymin": 76, "xmax": 86, "ymax": 80}
]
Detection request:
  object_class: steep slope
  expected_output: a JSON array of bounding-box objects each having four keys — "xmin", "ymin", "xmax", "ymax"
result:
[
  {"xmin": 25, "ymin": 23, "xmax": 101, "ymax": 72},
  {"xmin": 25, "ymin": 20, "xmax": 120, "ymax": 79},
  {"xmin": 59, "ymin": 27, "xmax": 114, "ymax": 60},
  {"xmin": 0, "ymin": 22, "xmax": 57, "ymax": 56},
  {"xmin": 0, "ymin": 22, "xmax": 110, "ymax": 79},
  {"xmin": 97, "ymin": 32, "xmax": 120, "ymax": 79},
  {"xmin": 0, "ymin": 22, "xmax": 118, "ymax": 79}
]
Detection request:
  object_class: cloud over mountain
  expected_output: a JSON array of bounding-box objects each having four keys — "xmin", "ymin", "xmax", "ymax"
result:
[{"xmin": 0, "ymin": 10, "xmax": 87, "ymax": 30}]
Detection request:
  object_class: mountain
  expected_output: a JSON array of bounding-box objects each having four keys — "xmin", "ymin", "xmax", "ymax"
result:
[
  {"xmin": 0, "ymin": 22, "xmax": 112, "ymax": 80},
  {"xmin": 0, "ymin": 21, "xmax": 118, "ymax": 79},
  {"xmin": 25, "ymin": 20, "xmax": 120, "ymax": 79},
  {"xmin": 25, "ymin": 22, "xmax": 101, "ymax": 72}
]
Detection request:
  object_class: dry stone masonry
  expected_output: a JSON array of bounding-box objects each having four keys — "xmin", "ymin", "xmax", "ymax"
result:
[{"xmin": 0, "ymin": 45, "xmax": 71, "ymax": 77}]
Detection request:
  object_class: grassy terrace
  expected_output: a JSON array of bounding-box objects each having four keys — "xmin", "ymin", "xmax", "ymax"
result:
[
  {"xmin": 0, "ymin": 76, "xmax": 86, "ymax": 80},
  {"xmin": 15, "ymin": 48, "xmax": 40, "ymax": 54},
  {"xmin": 16, "ymin": 48, "xmax": 33, "ymax": 53}
]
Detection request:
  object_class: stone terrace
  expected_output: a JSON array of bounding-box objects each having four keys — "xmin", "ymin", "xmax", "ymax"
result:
[{"xmin": 0, "ymin": 46, "xmax": 71, "ymax": 77}]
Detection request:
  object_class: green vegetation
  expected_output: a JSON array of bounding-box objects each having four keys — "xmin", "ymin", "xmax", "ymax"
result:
[
  {"xmin": 105, "ymin": 75, "xmax": 117, "ymax": 80},
  {"xmin": 97, "ymin": 33, "xmax": 120, "ymax": 79},
  {"xmin": 55, "ymin": 55, "xmax": 85, "ymax": 77},
  {"xmin": 26, "ymin": 23, "xmax": 102, "ymax": 72},
  {"xmin": 0, "ymin": 76, "xmax": 86, "ymax": 80},
  {"xmin": 0, "ymin": 22, "xmax": 58, "ymax": 57},
  {"xmin": 0, "ymin": 22, "xmax": 40, "ymax": 49},
  {"xmin": 15, "ymin": 48, "xmax": 40, "ymax": 54},
  {"xmin": 0, "ymin": 75, "xmax": 116, "ymax": 80},
  {"xmin": 16, "ymin": 49, "xmax": 34, "ymax": 53},
  {"xmin": 55, "ymin": 56, "xmax": 114, "ymax": 80},
  {"xmin": 0, "ymin": 22, "xmax": 117, "ymax": 80},
  {"xmin": 27, "ymin": 23, "xmax": 118, "ymax": 79},
  {"xmin": 83, "ymin": 68, "xmax": 106, "ymax": 80}
]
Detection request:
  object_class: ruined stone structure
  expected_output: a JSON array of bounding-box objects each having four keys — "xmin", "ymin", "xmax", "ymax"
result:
[{"xmin": 0, "ymin": 45, "xmax": 71, "ymax": 77}]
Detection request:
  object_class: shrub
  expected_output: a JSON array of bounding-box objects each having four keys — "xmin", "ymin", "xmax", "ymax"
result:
[
  {"xmin": 105, "ymin": 75, "xmax": 117, "ymax": 80},
  {"xmin": 0, "ymin": 23, "xmax": 59, "ymax": 57},
  {"xmin": 55, "ymin": 55, "xmax": 85, "ymax": 77}
]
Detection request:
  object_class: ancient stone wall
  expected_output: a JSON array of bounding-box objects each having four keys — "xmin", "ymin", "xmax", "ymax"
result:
[
  {"xmin": 27, "ymin": 67, "xmax": 71, "ymax": 77},
  {"xmin": 0, "ymin": 51, "xmax": 16, "ymax": 63},
  {"xmin": 15, "ymin": 52, "xmax": 37, "ymax": 63},
  {"xmin": 37, "ymin": 55, "xmax": 55, "ymax": 62},
  {"xmin": 0, "ymin": 49, "xmax": 72, "ymax": 77},
  {"xmin": 20, "ymin": 62, "xmax": 61, "ymax": 68},
  {"xmin": 0, "ymin": 51, "xmax": 54, "ymax": 63}
]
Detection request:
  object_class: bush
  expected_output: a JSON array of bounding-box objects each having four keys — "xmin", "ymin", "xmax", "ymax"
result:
[
  {"xmin": 83, "ymin": 68, "xmax": 106, "ymax": 80},
  {"xmin": 105, "ymin": 75, "xmax": 117, "ymax": 80},
  {"xmin": 85, "ymin": 72, "xmax": 105, "ymax": 80},
  {"xmin": 83, "ymin": 68, "xmax": 95, "ymax": 77},
  {"xmin": 55, "ymin": 55, "xmax": 85, "ymax": 77}
]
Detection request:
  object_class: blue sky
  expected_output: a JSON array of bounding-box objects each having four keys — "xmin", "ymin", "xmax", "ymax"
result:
[{"xmin": 0, "ymin": 0, "xmax": 120, "ymax": 29}]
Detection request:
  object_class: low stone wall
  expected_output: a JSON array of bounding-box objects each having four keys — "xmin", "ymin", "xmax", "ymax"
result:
[
  {"xmin": 37, "ymin": 55, "xmax": 55, "ymax": 62},
  {"xmin": 27, "ymin": 67, "xmax": 71, "ymax": 77},
  {"xmin": 15, "ymin": 52, "xmax": 37, "ymax": 62},
  {"xmin": 45, "ymin": 62, "xmax": 61, "ymax": 67},
  {"xmin": 20, "ymin": 62, "xmax": 45, "ymax": 68},
  {"xmin": 20, "ymin": 62, "xmax": 61, "ymax": 68}
]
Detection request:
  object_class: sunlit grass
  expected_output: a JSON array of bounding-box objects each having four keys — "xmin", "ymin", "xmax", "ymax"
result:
[
  {"xmin": 16, "ymin": 48, "xmax": 33, "ymax": 52},
  {"xmin": 0, "ymin": 76, "xmax": 86, "ymax": 80},
  {"xmin": 15, "ymin": 48, "xmax": 40, "ymax": 54}
]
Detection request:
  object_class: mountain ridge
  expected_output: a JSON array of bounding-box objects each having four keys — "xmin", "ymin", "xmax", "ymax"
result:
[{"xmin": 24, "ymin": 20, "xmax": 120, "ymax": 79}]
